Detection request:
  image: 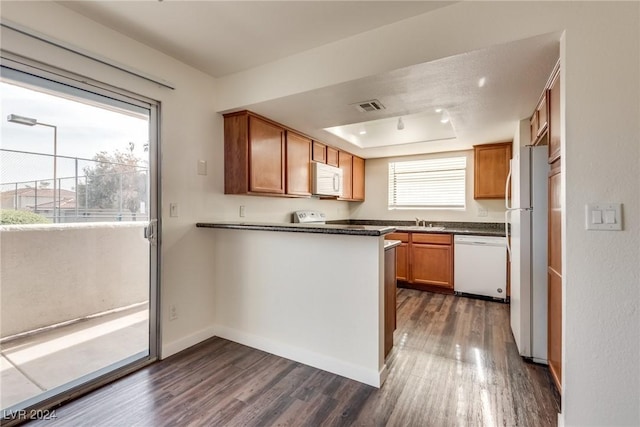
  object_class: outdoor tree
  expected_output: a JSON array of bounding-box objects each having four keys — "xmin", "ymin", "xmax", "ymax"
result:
[{"xmin": 77, "ymin": 149, "xmax": 147, "ymax": 219}]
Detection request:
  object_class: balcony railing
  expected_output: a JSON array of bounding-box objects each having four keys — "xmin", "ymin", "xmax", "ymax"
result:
[{"xmin": 0, "ymin": 222, "xmax": 149, "ymax": 339}]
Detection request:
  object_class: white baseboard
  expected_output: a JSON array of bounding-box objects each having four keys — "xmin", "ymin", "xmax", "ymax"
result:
[
  {"xmin": 160, "ymin": 324, "xmax": 217, "ymax": 359},
  {"xmin": 215, "ymin": 324, "xmax": 384, "ymax": 388},
  {"xmin": 557, "ymin": 411, "xmax": 564, "ymax": 427}
]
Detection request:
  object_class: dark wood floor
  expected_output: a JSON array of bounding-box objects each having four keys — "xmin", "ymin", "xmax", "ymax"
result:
[{"xmin": 28, "ymin": 290, "xmax": 560, "ymax": 426}]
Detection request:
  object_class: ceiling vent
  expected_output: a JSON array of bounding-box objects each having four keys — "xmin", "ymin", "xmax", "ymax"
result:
[{"xmin": 352, "ymin": 99, "xmax": 385, "ymax": 113}]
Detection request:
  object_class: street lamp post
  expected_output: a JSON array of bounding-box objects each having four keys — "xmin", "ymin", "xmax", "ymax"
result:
[{"xmin": 7, "ymin": 114, "xmax": 58, "ymax": 222}]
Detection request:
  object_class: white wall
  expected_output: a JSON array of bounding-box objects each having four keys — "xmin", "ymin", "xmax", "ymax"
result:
[
  {"xmin": 211, "ymin": 228, "xmax": 385, "ymax": 387},
  {"xmin": 215, "ymin": 3, "xmax": 640, "ymax": 425},
  {"xmin": 351, "ymin": 149, "xmax": 505, "ymax": 223}
]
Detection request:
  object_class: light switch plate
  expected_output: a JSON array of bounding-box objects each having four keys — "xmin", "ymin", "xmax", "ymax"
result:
[
  {"xmin": 585, "ymin": 203, "xmax": 622, "ymax": 230},
  {"xmin": 197, "ymin": 160, "xmax": 207, "ymax": 176},
  {"xmin": 170, "ymin": 203, "xmax": 179, "ymax": 217}
]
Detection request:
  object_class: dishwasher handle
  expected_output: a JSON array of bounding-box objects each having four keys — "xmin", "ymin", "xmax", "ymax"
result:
[{"xmin": 454, "ymin": 235, "xmax": 507, "ymax": 247}]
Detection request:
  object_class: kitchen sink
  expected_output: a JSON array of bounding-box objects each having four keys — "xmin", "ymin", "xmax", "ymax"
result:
[{"xmin": 403, "ymin": 226, "xmax": 446, "ymax": 231}]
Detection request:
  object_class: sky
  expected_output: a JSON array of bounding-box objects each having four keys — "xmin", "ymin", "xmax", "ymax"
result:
[{"xmin": 0, "ymin": 80, "xmax": 149, "ymax": 190}]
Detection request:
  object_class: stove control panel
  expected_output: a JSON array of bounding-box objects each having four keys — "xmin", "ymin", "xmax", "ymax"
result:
[{"xmin": 292, "ymin": 210, "xmax": 326, "ymax": 224}]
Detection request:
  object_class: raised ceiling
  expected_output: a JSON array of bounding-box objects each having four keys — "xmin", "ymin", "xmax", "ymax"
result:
[
  {"xmin": 57, "ymin": 1, "xmax": 559, "ymax": 158},
  {"xmin": 242, "ymin": 32, "xmax": 560, "ymax": 157}
]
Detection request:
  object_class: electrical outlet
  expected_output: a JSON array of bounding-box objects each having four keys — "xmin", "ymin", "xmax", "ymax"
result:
[
  {"xmin": 239, "ymin": 205, "xmax": 245, "ymax": 217},
  {"xmin": 169, "ymin": 304, "xmax": 178, "ymax": 321},
  {"xmin": 478, "ymin": 207, "xmax": 488, "ymax": 217}
]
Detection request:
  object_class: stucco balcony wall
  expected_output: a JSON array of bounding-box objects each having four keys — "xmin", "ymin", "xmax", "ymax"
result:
[{"xmin": 0, "ymin": 222, "xmax": 149, "ymax": 338}]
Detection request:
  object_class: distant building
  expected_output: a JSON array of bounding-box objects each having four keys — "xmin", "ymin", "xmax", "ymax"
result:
[{"xmin": 0, "ymin": 187, "xmax": 76, "ymax": 213}]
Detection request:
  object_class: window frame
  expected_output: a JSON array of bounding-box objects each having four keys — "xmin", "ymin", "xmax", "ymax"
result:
[{"xmin": 388, "ymin": 156, "xmax": 467, "ymax": 210}]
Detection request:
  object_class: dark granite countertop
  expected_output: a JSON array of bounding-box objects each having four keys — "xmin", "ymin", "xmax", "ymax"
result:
[
  {"xmin": 196, "ymin": 221, "xmax": 396, "ymax": 236},
  {"xmin": 328, "ymin": 219, "xmax": 507, "ymax": 237}
]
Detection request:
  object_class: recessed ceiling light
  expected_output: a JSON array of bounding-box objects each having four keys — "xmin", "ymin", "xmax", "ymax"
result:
[
  {"xmin": 440, "ymin": 116, "xmax": 450, "ymax": 124},
  {"xmin": 478, "ymin": 77, "xmax": 486, "ymax": 88},
  {"xmin": 359, "ymin": 130, "xmax": 367, "ymax": 135},
  {"xmin": 435, "ymin": 108, "xmax": 443, "ymax": 113}
]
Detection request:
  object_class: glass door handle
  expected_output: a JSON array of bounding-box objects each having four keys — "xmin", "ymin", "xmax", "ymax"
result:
[{"xmin": 144, "ymin": 219, "xmax": 158, "ymax": 246}]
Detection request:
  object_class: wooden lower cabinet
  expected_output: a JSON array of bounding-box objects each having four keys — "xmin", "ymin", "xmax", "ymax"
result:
[
  {"xmin": 385, "ymin": 232, "xmax": 453, "ymax": 291},
  {"xmin": 548, "ymin": 268, "xmax": 562, "ymax": 393},
  {"xmin": 395, "ymin": 243, "xmax": 409, "ymax": 282},
  {"xmin": 410, "ymin": 243, "xmax": 453, "ymax": 288},
  {"xmin": 384, "ymin": 246, "xmax": 397, "ymax": 358},
  {"xmin": 385, "ymin": 233, "xmax": 409, "ymax": 282}
]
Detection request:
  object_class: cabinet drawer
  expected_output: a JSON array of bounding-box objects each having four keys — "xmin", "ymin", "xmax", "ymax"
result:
[
  {"xmin": 411, "ymin": 233, "xmax": 452, "ymax": 245},
  {"xmin": 386, "ymin": 232, "xmax": 409, "ymax": 243}
]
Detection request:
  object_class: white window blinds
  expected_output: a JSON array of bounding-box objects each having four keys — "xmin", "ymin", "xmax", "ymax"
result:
[{"xmin": 388, "ymin": 157, "xmax": 466, "ymax": 209}]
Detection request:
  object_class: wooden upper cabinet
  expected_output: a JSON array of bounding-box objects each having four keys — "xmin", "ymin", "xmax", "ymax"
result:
[
  {"xmin": 536, "ymin": 93, "xmax": 548, "ymax": 137},
  {"xmin": 248, "ymin": 115, "xmax": 285, "ymax": 194},
  {"xmin": 530, "ymin": 92, "xmax": 549, "ymax": 145},
  {"xmin": 473, "ymin": 142, "xmax": 512, "ymax": 199},
  {"xmin": 286, "ymin": 131, "xmax": 312, "ymax": 196},
  {"xmin": 224, "ymin": 110, "xmax": 364, "ymax": 201},
  {"xmin": 224, "ymin": 111, "xmax": 285, "ymax": 195},
  {"xmin": 548, "ymin": 67, "xmax": 561, "ymax": 163},
  {"xmin": 352, "ymin": 155, "xmax": 365, "ymax": 201},
  {"xmin": 338, "ymin": 151, "xmax": 353, "ymax": 199},
  {"xmin": 326, "ymin": 147, "xmax": 339, "ymax": 167},
  {"xmin": 530, "ymin": 114, "xmax": 538, "ymax": 145},
  {"xmin": 312, "ymin": 141, "xmax": 326, "ymax": 163}
]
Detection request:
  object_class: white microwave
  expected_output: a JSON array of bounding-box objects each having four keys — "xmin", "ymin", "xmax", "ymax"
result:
[{"xmin": 312, "ymin": 162, "xmax": 343, "ymax": 197}]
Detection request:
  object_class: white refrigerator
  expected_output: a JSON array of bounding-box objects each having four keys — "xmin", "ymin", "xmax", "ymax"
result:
[{"xmin": 507, "ymin": 145, "xmax": 549, "ymax": 364}]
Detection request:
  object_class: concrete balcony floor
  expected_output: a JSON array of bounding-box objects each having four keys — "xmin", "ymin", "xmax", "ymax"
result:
[{"xmin": 1, "ymin": 305, "xmax": 149, "ymax": 409}]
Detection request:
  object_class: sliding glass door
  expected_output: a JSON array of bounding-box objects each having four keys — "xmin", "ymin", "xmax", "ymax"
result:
[{"xmin": 0, "ymin": 63, "xmax": 159, "ymax": 417}]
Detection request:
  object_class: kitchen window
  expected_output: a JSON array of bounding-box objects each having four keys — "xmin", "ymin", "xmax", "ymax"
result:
[{"xmin": 388, "ymin": 157, "xmax": 466, "ymax": 209}]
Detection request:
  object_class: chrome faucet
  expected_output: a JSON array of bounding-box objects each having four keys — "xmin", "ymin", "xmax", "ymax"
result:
[{"xmin": 415, "ymin": 217, "xmax": 427, "ymax": 227}]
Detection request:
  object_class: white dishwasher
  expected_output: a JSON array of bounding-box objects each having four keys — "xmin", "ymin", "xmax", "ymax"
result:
[{"xmin": 454, "ymin": 235, "xmax": 507, "ymax": 301}]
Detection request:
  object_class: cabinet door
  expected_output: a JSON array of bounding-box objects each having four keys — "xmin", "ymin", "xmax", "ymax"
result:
[
  {"xmin": 384, "ymin": 247, "xmax": 397, "ymax": 357},
  {"xmin": 249, "ymin": 116, "xmax": 285, "ymax": 194},
  {"xmin": 410, "ymin": 243, "xmax": 453, "ymax": 288},
  {"xmin": 548, "ymin": 68, "xmax": 561, "ymax": 163},
  {"xmin": 548, "ymin": 162, "xmax": 562, "ymax": 392},
  {"xmin": 474, "ymin": 142, "xmax": 512, "ymax": 199},
  {"xmin": 548, "ymin": 269, "xmax": 562, "ymax": 393},
  {"xmin": 286, "ymin": 131, "xmax": 311, "ymax": 196},
  {"xmin": 536, "ymin": 94, "xmax": 548, "ymax": 137},
  {"xmin": 326, "ymin": 146, "xmax": 339, "ymax": 167},
  {"xmin": 338, "ymin": 151, "xmax": 353, "ymax": 199},
  {"xmin": 530, "ymin": 115, "xmax": 538, "ymax": 145},
  {"xmin": 312, "ymin": 141, "xmax": 326, "ymax": 163},
  {"xmin": 396, "ymin": 242, "xmax": 409, "ymax": 282},
  {"xmin": 352, "ymin": 156, "xmax": 365, "ymax": 201}
]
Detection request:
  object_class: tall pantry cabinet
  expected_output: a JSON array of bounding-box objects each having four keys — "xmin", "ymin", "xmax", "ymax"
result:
[{"xmin": 546, "ymin": 63, "xmax": 562, "ymax": 394}]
